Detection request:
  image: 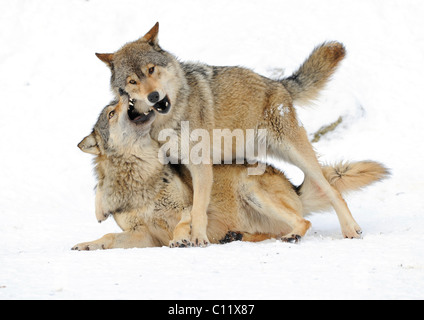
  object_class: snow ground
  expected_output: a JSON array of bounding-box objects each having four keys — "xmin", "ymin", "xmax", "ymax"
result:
[{"xmin": 0, "ymin": 0, "xmax": 423, "ymax": 300}]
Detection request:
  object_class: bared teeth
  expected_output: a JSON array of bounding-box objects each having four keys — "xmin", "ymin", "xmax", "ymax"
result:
[{"xmin": 129, "ymin": 98, "xmax": 135, "ymax": 107}]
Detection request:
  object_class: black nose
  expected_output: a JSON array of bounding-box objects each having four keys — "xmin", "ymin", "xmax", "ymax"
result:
[
  {"xmin": 148, "ymin": 91, "xmax": 160, "ymax": 104},
  {"xmin": 118, "ymin": 88, "xmax": 128, "ymax": 96}
]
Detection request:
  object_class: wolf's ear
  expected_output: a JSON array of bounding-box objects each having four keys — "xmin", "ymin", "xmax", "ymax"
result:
[
  {"xmin": 95, "ymin": 53, "xmax": 114, "ymax": 68},
  {"xmin": 78, "ymin": 133, "xmax": 100, "ymax": 155},
  {"xmin": 141, "ymin": 22, "xmax": 159, "ymax": 46}
]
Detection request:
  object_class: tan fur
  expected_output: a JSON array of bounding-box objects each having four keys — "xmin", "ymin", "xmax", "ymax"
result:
[
  {"xmin": 300, "ymin": 161, "xmax": 390, "ymax": 214},
  {"xmin": 281, "ymin": 42, "xmax": 346, "ymax": 106},
  {"xmin": 95, "ymin": 23, "xmax": 372, "ymax": 242},
  {"xmin": 72, "ymin": 97, "xmax": 389, "ymax": 251}
]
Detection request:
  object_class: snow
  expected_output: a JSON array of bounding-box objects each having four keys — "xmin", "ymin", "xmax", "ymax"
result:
[
  {"xmin": 277, "ymin": 104, "xmax": 290, "ymax": 117},
  {"xmin": 1, "ymin": 0, "xmax": 424, "ymax": 300}
]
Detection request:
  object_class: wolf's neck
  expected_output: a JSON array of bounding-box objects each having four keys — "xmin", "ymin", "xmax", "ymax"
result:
[{"xmin": 111, "ymin": 139, "xmax": 164, "ymax": 181}]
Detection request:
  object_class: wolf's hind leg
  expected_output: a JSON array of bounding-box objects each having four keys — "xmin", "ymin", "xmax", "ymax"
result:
[
  {"xmin": 242, "ymin": 174, "xmax": 311, "ymax": 242},
  {"xmin": 220, "ymin": 231, "xmax": 304, "ymax": 244},
  {"xmin": 265, "ymin": 102, "xmax": 361, "ymax": 238},
  {"xmin": 219, "ymin": 231, "xmax": 277, "ymax": 244}
]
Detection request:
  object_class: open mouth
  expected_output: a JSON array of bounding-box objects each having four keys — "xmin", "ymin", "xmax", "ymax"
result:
[
  {"xmin": 152, "ymin": 95, "xmax": 171, "ymax": 114},
  {"xmin": 128, "ymin": 99, "xmax": 155, "ymax": 124}
]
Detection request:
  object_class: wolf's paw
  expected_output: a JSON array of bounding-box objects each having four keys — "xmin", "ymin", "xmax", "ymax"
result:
[
  {"xmin": 71, "ymin": 242, "xmax": 106, "ymax": 251},
  {"xmin": 190, "ymin": 233, "xmax": 210, "ymax": 247},
  {"xmin": 219, "ymin": 231, "xmax": 243, "ymax": 244},
  {"xmin": 169, "ymin": 239, "xmax": 193, "ymax": 248},
  {"xmin": 342, "ymin": 223, "xmax": 362, "ymax": 239},
  {"xmin": 171, "ymin": 222, "xmax": 192, "ymax": 247},
  {"xmin": 280, "ymin": 234, "xmax": 302, "ymax": 244}
]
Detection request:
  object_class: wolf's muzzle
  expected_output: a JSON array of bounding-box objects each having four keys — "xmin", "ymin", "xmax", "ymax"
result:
[{"xmin": 119, "ymin": 88, "xmax": 128, "ymax": 96}]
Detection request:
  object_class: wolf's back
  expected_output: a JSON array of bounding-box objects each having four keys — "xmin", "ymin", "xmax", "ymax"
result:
[
  {"xmin": 281, "ymin": 42, "xmax": 346, "ymax": 106},
  {"xmin": 299, "ymin": 161, "xmax": 390, "ymax": 215}
]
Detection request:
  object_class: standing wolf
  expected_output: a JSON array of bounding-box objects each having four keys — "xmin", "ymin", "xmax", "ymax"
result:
[
  {"xmin": 96, "ymin": 22, "xmax": 360, "ymax": 246},
  {"xmin": 73, "ymin": 96, "xmax": 388, "ymax": 250}
]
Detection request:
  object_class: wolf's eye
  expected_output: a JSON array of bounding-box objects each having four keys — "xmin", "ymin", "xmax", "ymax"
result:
[
  {"xmin": 129, "ymin": 80, "xmax": 137, "ymax": 85},
  {"xmin": 108, "ymin": 111, "xmax": 115, "ymax": 119},
  {"xmin": 148, "ymin": 66, "xmax": 155, "ymax": 75}
]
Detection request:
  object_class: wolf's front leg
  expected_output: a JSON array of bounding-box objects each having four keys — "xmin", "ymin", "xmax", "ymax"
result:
[
  {"xmin": 71, "ymin": 227, "xmax": 157, "ymax": 251},
  {"xmin": 170, "ymin": 208, "xmax": 192, "ymax": 247},
  {"xmin": 187, "ymin": 163, "xmax": 213, "ymax": 247},
  {"xmin": 95, "ymin": 186, "xmax": 110, "ymax": 223}
]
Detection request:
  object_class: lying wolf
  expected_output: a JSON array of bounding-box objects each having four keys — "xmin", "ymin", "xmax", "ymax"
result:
[
  {"xmin": 72, "ymin": 96, "xmax": 388, "ymax": 250},
  {"xmin": 95, "ymin": 22, "xmax": 365, "ymax": 245}
]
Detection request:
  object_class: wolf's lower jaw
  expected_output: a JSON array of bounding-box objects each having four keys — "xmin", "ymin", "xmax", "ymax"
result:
[
  {"xmin": 129, "ymin": 98, "xmax": 153, "ymax": 116},
  {"xmin": 128, "ymin": 102, "xmax": 155, "ymax": 124}
]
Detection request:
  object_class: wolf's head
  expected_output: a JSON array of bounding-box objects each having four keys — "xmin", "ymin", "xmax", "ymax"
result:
[
  {"xmin": 96, "ymin": 22, "xmax": 180, "ymax": 119},
  {"xmin": 78, "ymin": 95, "xmax": 156, "ymax": 157}
]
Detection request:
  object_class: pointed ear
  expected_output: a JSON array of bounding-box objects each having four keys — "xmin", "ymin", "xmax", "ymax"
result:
[
  {"xmin": 141, "ymin": 22, "xmax": 159, "ymax": 46},
  {"xmin": 78, "ymin": 132, "xmax": 100, "ymax": 155},
  {"xmin": 95, "ymin": 53, "xmax": 114, "ymax": 67}
]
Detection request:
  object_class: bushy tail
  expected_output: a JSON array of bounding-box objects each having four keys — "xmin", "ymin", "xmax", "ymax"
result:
[
  {"xmin": 299, "ymin": 161, "xmax": 390, "ymax": 215},
  {"xmin": 281, "ymin": 41, "xmax": 346, "ymax": 106}
]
